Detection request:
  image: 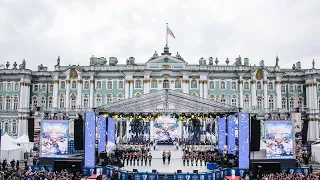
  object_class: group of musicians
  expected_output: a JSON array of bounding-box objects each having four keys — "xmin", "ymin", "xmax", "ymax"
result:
[
  {"xmin": 182, "ymin": 152, "xmax": 216, "ymax": 166},
  {"xmin": 122, "ymin": 152, "xmax": 153, "ymax": 166}
]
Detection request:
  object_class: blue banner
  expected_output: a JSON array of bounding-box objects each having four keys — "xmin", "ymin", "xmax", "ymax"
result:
[
  {"xmin": 85, "ymin": 112, "xmax": 96, "ymax": 167},
  {"xmin": 227, "ymin": 115, "xmax": 236, "ymax": 154},
  {"xmin": 133, "ymin": 173, "xmax": 158, "ymax": 180},
  {"xmin": 174, "ymin": 174, "xmax": 207, "ymax": 180},
  {"xmin": 238, "ymin": 113, "xmax": 249, "ymax": 169},
  {"xmin": 40, "ymin": 120, "xmax": 69, "ymax": 158},
  {"xmin": 108, "ymin": 117, "xmax": 115, "ymax": 144},
  {"xmin": 218, "ymin": 117, "xmax": 226, "ymax": 151},
  {"xmin": 98, "ymin": 115, "xmax": 106, "ymax": 153}
]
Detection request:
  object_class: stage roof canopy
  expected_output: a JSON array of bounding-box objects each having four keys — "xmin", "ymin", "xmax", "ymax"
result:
[{"xmin": 96, "ymin": 89, "xmax": 239, "ymax": 114}]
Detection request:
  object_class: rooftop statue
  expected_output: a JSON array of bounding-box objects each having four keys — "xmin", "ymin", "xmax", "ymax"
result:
[
  {"xmin": 19, "ymin": 59, "xmax": 26, "ymax": 69},
  {"xmin": 56, "ymin": 56, "xmax": 60, "ymax": 66},
  {"xmin": 275, "ymin": 56, "xmax": 279, "ymax": 67}
]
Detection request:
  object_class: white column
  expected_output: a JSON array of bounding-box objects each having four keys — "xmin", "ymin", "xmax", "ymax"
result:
[
  {"xmin": 18, "ymin": 79, "xmax": 25, "ymax": 137},
  {"xmin": 150, "ymin": 119, "xmax": 154, "ymax": 141},
  {"xmin": 126, "ymin": 119, "xmax": 130, "ymax": 139},
  {"xmin": 158, "ymin": 80, "xmax": 162, "ymax": 90},
  {"xmin": 276, "ymin": 78, "xmax": 281, "ymax": 109},
  {"xmin": 199, "ymin": 81, "xmax": 203, "ymax": 98},
  {"xmin": 203, "ymin": 80, "xmax": 208, "ymax": 98},
  {"xmin": 263, "ymin": 79, "xmax": 268, "ymax": 109},
  {"xmin": 89, "ymin": 78, "xmax": 94, "ymax": 108},
  {"xmin": 52, "ymin": 76, "xmax": 59, "ymax": 108},
  {"xmin": 308, "ymin": 84, "xmax": 312, "ymax": 110},
  {"xmin": 143, "ymin": 80, "xmax": 148, "ymax": 94},
  {"xmin": 186, "ymin": 80, "xmax": 189, "ymax": 94},
  {"xmin": 65, "ymin": 79, "xmax": 70, "ymax": 109},
  {"xmin": 77, "ymin": 77, "xmax": 82, "ymax": 107},
  {"xmin": 120, "ymin": 119, "xmax": 123, "ymax": 140},
  {"xmin": 182, "ymin": 80, "xmax": 187, "ymax": 93},
  {"xmin": 125, "ymin": 80, "xmax": 129, "ymax": 99},
  {"xmin": 239, "ymin": 77, "xmax": 243, "ymax": 108},
  {"xmin": 251, "ymin": 78, "xmax": 257, "ymax": 107},
  {"xmin": 146, "ymin": 81, "xmax": 150, "ymax": 94},
  {"xmin": 313, "ymin": 82, "xmax": 318, "ymax": 112},
  {"xmin": 129, "ymin": 80, "xmax": 133, "ymax": 98}
]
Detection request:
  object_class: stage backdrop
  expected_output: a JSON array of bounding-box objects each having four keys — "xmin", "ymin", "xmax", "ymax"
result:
[
  {"xmin": 85, "ymin": 112, "xmax": 96, "ymax": 167},
  {"xmin": 40, "ymin": 120, "xmax": 69, "ymax": 158},
  {"xmin": 238, "ymin": 113, "xmax": 249, "ymax": 169},
  {"xmin": 98, "ymin": 115, "xmax": 106, "ymax": 153},
  {"xmin": 154, "ymin": 115, "xmax": 178, "ymax": 141},
  {"xmin": 265, "ymin": 120, "xmax": 294, "ymax": 159}
]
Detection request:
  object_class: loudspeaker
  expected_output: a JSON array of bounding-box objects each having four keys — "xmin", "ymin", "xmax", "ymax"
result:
[
  {"xmin": 28, "ymin": 118, "xmax": 35, "ymax": 142},
  {"xmin": 251, "ymin": 115, "xmax": 261, "ymax": 151},
  {"xmin": 177, "ymin": 170, "xmax": 182, "ymax": 173},
  {"xmin": 133, "ymin": 169, "xmax": 138, "ymax": 172},
  {"xmin": 193, "ymin": 170, "xmax": 198, "ymax": 173},
  {"xmin": 74, "ymin": 114, "xmax": 84, "ymax": 150},
  {"xmin": 152, "ymin": 169, "xmax": 157, "ymax": 173}
]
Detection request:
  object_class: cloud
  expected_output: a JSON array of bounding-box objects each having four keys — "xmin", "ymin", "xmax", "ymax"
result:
[{"xmin": 0, "ymin": 0, "xmax": 319, "ymax": 70}]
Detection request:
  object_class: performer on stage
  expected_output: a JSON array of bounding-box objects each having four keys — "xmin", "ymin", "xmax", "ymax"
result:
[
  {"xmin": 190, "ymin": 153, "xmax": 194, "ymax": 166},
  {"xmin": 182, "ymin": 153, "xmax": 186, "ymax": 166},
  {"xmin": 140, "ymin": 153, "xmax": 144, "ymax": 166},
  {"xmin": 200, "ymin": 154, "xmax": 203, "ymax": 166},
  {"xmin": 137, "ymin": 153, "xmax": 140, "ymax": 166},
  {"xmin": 195, "ymin": 153, "xmax": 199, "ymax": 166},
  {"xmin": 186, "ymin": 154, "xmax": 190, "ymax": 166},
  {"xmin": 148, "ymin": 153, "xmax": 152, "ymax": 166},
  {"xmin": 144, "ymin": 153, "xmax": 147, "ymax": 166},
  {"xmin": 162, "ymin": 150, "xmax": 166, "ymax": 164},
  {"xmin": 129, "ymin": 153, "xmax": 133, "ymax": 166},
  {"xmin": 167, "ymin": 151, "xmax": 171, "ymax": 164}
]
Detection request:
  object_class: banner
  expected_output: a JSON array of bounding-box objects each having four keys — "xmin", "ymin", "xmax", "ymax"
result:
[
  {"xmin": 40, "ymin": 120, "xmax": 69, "ymax": 158},
  {"xmin": 218, "ymin": 117, "xmax": 226, "ymax": 151},
  {"xmin": 265, "ymin": 120, "xmax": 294, "ymax": 159},
  {"xmin": 227, "ymin": 115, "xmax": 236, "ymax": 154},
  {"xmin": 174, "ymin": 174, "xmax": 207, "ymax": 180},
  {"xmin": 85, "ymin": 112, "xmax": 96, "ymax": 167},
  {"xmin": 133, "ymin": 173, "xmax": 158, "ymax": 180},
  {"xmin": 98, "ymin": 115, "xmax": 106, "ymax": 153},
  {"xmin": 238, "ymin": 113, "xmax": 249, "ymax": 169},
  {"xmin": 154, "ymin": 115, "xmax": 178, "ymax": 141},
  {"xmin": 108, "ymin": 117, "xmax": 115, "ymax": 144}
]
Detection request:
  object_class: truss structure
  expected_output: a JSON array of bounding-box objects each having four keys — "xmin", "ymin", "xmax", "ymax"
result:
[{"xmin": 96, "ymin": 89, "xmax": 239, "ymax": 114}]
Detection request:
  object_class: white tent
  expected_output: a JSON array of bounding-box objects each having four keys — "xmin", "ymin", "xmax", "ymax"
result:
[
  {"xmin": 1, "ymin": 134, "xmax": 24, "ymax": 161},
  {"xmin": 15, "ymin": 134, "xmax": 34, "ymax": 151},
  {"xmin": 311, "ymin": 143, "xmax": 320, "ymax": 163}
]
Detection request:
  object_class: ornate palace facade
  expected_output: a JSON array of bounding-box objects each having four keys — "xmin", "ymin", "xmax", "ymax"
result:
[{"xmin": 0, "ymin": 47, "xmax": 320, "ymax": 137}]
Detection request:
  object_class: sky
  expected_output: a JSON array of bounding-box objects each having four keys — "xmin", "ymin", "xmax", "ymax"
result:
[{"xmin": 0, "ymin": 0, "xmax": 319, "ymax": 70}]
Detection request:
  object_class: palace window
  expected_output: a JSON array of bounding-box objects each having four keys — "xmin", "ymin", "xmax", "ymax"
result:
[
  {"xmin": 0, "ymin": 82, "xmax": 3, "ymax": 91},
  {"xmin": 256, "ymin": 81, "xmax": 262, "ymax": 90},
  {"xmin": 281, "ymin": 97, "xmax": 287, "ymax": 109},
  {"xmin": 34, "ymin": 85, "xmax": 39, "ymax": 92},
  {"xmin": 5, "ymin": 96, "xmax": 11, "ymax": 110},
  {"xmin": 257, "ymin": 96, "xmax": 263, "ymax": 109},
  {"xmin": 209, "ymin": 95, "xmax": 215, "ymax": 101},
  {"xmin": 7, "ymin": 83, "xmax": 11, "ymax": 91},
  {"xmin": 191, "ymin": 80, "xmax": 197, "ymax": 89},
  {"xmin": 13, "ymin": 96, "xmax": 18, "ymax": 110},
  {"xmin": 41, "ymin": 84, "xmax": 46, "ymax": 92},
  {"xmin": 289, "ymin": 85, "xmax": 294, "ymax": 93},
  {"xmin": 281, "ymin": 85, "xmax": 286, "ymax": 93},
  {"xmin": 209, "ymin": 81, "xmax": 215, "ymax": 90},
  {"xmin": 135, "ymin": 93, "xmax": 141, "ymax": 97},
  {"xmin": 49, "ymin": 84, "xmax": 53, "ymax": 92},
  {"xmin": 244, "ymin": 82, "xmax": 249, "ymax": 90},
  {"xmin": 289, "ymin": 98, "xmax": 294, "ymax": 109},
  {"xmin": 175, "ymin": 80, "xmax": 181, "ymax": 88},
  {"xmin": 297, "ymin": 85, "xmax": 302, "ymax": 93},
  {"xmin": 268, "ymin": 95, "xmax": 274, "ymax": 109},
  {"xmin": 59, "ymin": 94, "xmax": 65, "ymax": 108},
  {"xmin": 41, "ymin": 96, "xmax": 46, "ymax": 106},
  {"xmin": 318, "ymin": 84, "xmax": 320, "ymax": 92},
  {"xmin": 163, "ymin": 80, "xmax": 170, "ymax": 89},
  {"xmin": 4, "ymin": 122, "xmax": 9, "ymax": 133},
  {"xmin": 14, "ymin": 83, "xmax": 19, "ymax": 91},
  {"xmin": 71, "ymin": 95, "xmax": 77, "ymax": 109},
  {"xmin": 95, "ymin": 94, "xmax": 102, "ymax": 107},
  {"xmin": 135, "ymin": 80, "xmax": 142, "ymax": 89},
  {"xmin": 107, "ymin": 94, "xmax": 113, "ymax": 104},
  {"xmin": 96, "ymin": 81, "xmax": 102, "ymax": 89},
  {"xmin": 268, "ymin": 82, "xmax": 274, "ymax": 90},
  {"xmin": 60, "ymin": 81, "xmax": 66, "ymax": 89},
  {"xmin": 220, "ymin": 94, "xmax": 226, "ymax": 103},
  {"xmin": 117, "ymin": 93, "xmax": 124, "ymax": 101},
  {"xmin": 231, "ymin": 81, "xmax": 237, "ymax": 90},
  {"xmin": 84, "ymin": 81, "xmax": 90, "ymax": 90},
  {"xmin": 191, "ymin": 93, "xmax": 197, "ymax": 97},
  {"xmin": 244, "ymin": 95, "xmax": 250, "ymax": 109},
  {"xmin": 107, "ymin": 81, "xmax": 113, "ymax": 90},
  {"xmin": 231, "ymin": 96, "xmax": 237, "ymax": 106},
  {"xmin": 0, "ymin": 96, "xmax": 3, "ymax": 110},
  {"xmin": 71, "ymin": 80, "xmax": 77, "ymax": 89},
  {"xmin": 298, "ymin": 97, "xmax": 304, "ymax": 109},
  {"xmin": 220, "ymin": 81, "xmax": 226, "ymax": 90},
  {"xmin": 83, "ymin": 94, "xmax": 89, "ymax": 108},
  {"xmin": 48, "ymin": 96, "xmax": 53, "ymax": 108},
  {"xmin": 118, "ymin": 81, "xmax": 124, "ymax": 90},
  {"xmin": 151, "ymin": 80, "xmax": 157, "ymax": 89},
  {"xmin": 12, "ymin": 121, "xmax": 17, "ymax": 134}
]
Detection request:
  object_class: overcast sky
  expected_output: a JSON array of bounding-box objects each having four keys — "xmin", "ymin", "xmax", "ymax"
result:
[{"xmin": 0, "ymin": 0, "xmax": 319, "ymax": 70}]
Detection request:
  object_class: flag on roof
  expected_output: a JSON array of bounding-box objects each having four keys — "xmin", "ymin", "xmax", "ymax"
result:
[{"xmin": 167, "ymin": 27, "xmax": 175, "ymax": 38}]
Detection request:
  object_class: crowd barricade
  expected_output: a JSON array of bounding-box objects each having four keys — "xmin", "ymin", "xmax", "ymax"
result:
[{"xmin": 27, "ymin": 166, "xmax": 311, "ymax": 180}]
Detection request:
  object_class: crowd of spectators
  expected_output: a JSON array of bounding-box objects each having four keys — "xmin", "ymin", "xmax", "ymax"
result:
[
  {"xmin": 0, "ymin": 169, "xmax": 85, "ymax": 180},
  {"xmin": 260, "ymin": 172, "xmax": 320, "ymax": 180}
]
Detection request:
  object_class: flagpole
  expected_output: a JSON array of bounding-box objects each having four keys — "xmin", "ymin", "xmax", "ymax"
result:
[{"xmin": 166, "ymin": 23, "xmax": 168, "ymax": 47}]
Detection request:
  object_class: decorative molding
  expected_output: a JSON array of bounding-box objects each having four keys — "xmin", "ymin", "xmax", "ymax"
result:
[
  {"xmin": 263, "ymin": 80, "xmax": 268, "ymax": 84},
  {"xmin": 275, "ymin": 81, "xmax": 281, "ymax": 85},
  {"xmin": 90, "ymin": 80, "xmax": 94, "ymax": 83},
  {"xmin": 152, "ymin": 76, "xmax": 156, "ymax": 80},
  {"xmin": 176, "ymin": 77, "xmax": 181, "ymax": 80},
  {"xmin": 77, "ymin": 80, "xmax": 83, "ymax": 84},
  {"xmin": 209, "ymin": 77, "xmax": 214, "ymax": 80},
  {"xmin": 108, "ymin": 78, "xmax": 112, "ymax": 80},
  {"xmin": 170, "ymin": 80, "xmax": 174, "ymax": 84},
  {"xmin": 203, "ymin": 80, "xmax": 208, "ymax": 84},
  {"xmin": 192, "ymin": 77, "xmax": 196, "ymax": 80},
  {"xmin": 158, "ymin": 80, "xmax": 162, "ymax": 84},
  {"xmin": 66, "ymin": 80, "xmax": 70, "ymax": 84}
]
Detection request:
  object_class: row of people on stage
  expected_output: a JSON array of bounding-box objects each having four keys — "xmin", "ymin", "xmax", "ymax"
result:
[
  {"xmin": 162, "ymin": 151, "xmax": 171, "ymax": 165},
  {"xmin": 182, "ymin": 145, "xmax": 212, "ymax": 152},
  {"xmin": 121, "ymin": 152, "xmax": 153, "ymax": 166},
  {"xmin": 117, "ymin": 144, "xmax": 150, "ymax": 153},
  {"xmin": 182, "ymin": 152, "xmax": 211, "ymax": 166}
]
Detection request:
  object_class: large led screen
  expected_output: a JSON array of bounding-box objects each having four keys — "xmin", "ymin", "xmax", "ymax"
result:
[
  {"xmin": 85, "ymin": 112, "xmax": 96, "ymax": 167},
  {"xmin": 154, "ymin": 115, "xmax": 178, "ymax": 141},
  {"xmin": 41, "ymin": 120, "xmax": 69, "ymax": 158},
  {"xmin": 218, "ymin": 117, "xmax": 226, "ymax": 151},
  {"xmin": 265, "ymin": 120, "xmax": 294, "ymax": 159},
  {"xmin": 98, "ymin": 115, "xmax": 106, "ymax": 153},
  {"xmin": 227, "ymin": 115, "xmax": 236, "ymax": 154},
  {"xmin": 238, "ymin": 113, "xmax": 249, "ymax": 169}
]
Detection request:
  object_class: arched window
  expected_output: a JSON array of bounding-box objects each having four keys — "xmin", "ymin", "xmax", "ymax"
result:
[
  {"xmin": 209, "ymin": 81, "xmax": 215, "ymax": 90},
  {"xmin": 220, "ymin": 81, "xmax": 226, "ymax": 89},
  {"xmin": 298, "ymin": 97, "xmax": 304, "ymax": 109},
  {"xmin": 268, "ymin": 82, "xmax": 274, "ymax": 90},
  {"xmin": 12, "ymin": 120, "xmax": 17, "ymax": 134},
  {"xmin": 118, "ymin": 81, "xmax": 124, "ymax": 89},
  {"xmin": 135, "ymin": 93, "xmax": 141, "ymax": 97},
  {"xmin": 289, "ymin": 98, "xmax": 294, "ymax": 109},
  {"xmin": 256, "ymin": 81, "xmax": 262, "ymax": 90},
  {"xmin": 231, "ymin": 95, "xmax": 237, "ymax": 106},
  {"xmin": 5, "ymin": 96, "xmax": 11, "ymax": 110},
  {"xmin": 175, "ymin": 80, "xmax": 181, "ymax": 88},
  {"xmin": 0, "ymin": 82, "xmax": 3, "ymax": 91},
  {"xmin": 32, "ymin": 97, "xmax": 38, "ymax": 107},
  {"xmin": 96, "ymin": 94, "xmax": 102, "ymax": 106},
  {"xmin": 191, "ymin": 80, "xmax": 197, "ymax": 89},
  {"xmin": 14, "ymin": 83, "xmax": 19, "ymax": 91},
  {"xmin": 209, "ymin": 95, "xmax": 215, "ymax": 101},
  {"xmin": 71, "ymin": 80, "xmax": 77, "ymax": 89},
  {"xmin": 0, "ymin": 96, "xmax": 3, "ymax": 110},
  {"xmin": 281, "ymin": 97, "xmax": 287, "ymax": 109},
  {"xmin": 59, "ymin": 94, "xmax": 65, "ymax": 108},
  {"xmin": 257, "ymin": 96, "xmax": 263, "ymax": 109},
  {"xmin": 34, "ymin": 85, "xmax": 39, "ymax": 92},
  {"xmin": 49, "ymin": 84, "xmax": 54, "ymax": 92},
  {"xmin": 84, "ymin": 81, "xmax": 90, "ymax": 90},
  {"xmin": 95, "ymin": 81, "xmax": 101, "ymax": 89},
  {"xmin": 268, "ymin": 95, "xmax": 274, "ymax": 109},
  {"xmin": 220, "ymin": 94, "xmax": 226, "ymax": 103},
  {"xmin": 41, "ymin": 96, "xmax": 46, "ymax": 106},
  {"xmin": 13, "ymin": 95, "xmax": 19, "ymax": 110},
  {"xmin": 135, "ymin": 80, "xmax": 142, "ymax": 89},
  {"xmin": 191, "ymin": 93, "xmax": 197, "ymax": 96},
  {"xmin": 107, "ymin": 94, "xmax": 113, "ymax": 104},
  {"xmin": 107, "ymin": 81, "xmax": 113, "ymax": 90},
  {"xmin": 4, "ymin": 122, "xmax": 9, "ymax": 133},
  {"xmin": 151, "ymin": 80, "xmax": 157, "ymax": 89},
  {"xmin": 60, "ymin": 81, "xmax": 66, "ymax": 89},
  {"xmin": 83, "ymin": 94, "xmax": 89, "ymax": 108},
  {"xmin": 289, "ymin": 85, "xmax": 294, "ymax": 93},
  {"xmin": 163, "ymin": 80, "xmax": 170, "ymax": 88},
  {"xmin": 48, "ymin": 96, "xmax": 53, "ymax": 108},
  {"xmin": 71, "ymin": 94, "xmax": 77, "ymax": 109},
  {"xmin": 244, "ymin": 94, "xmax": 250, "ymax": 109},
  {"xmin": 7, "ymin": 83, "xmax": 11, "ymax": 91},
  {"xmin": 281, "ymin": 85, "xmax": 286, "ymax": 93},
  {"xmin": 41, "ymin": 84, "xmax": 46, "ymax": 92},
  {"xmin": 297, "ymin": 85, "xmax": 302, "ymax": 93},
  {"xmin": 117, "ymin": 94, "xmax": 124, "ymax": 101},
  {"xmin": 244, "ymin": 82, "xmax": 249, "ymax": 90},
  {"xmin": 231, "ymin": 81, "xmax": 237, "ymax": 90}
]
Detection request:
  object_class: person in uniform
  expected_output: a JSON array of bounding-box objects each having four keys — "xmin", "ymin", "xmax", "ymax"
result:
[
  {"xmin": 144, "ymin": 153, "xmax": 148, "ymax": 166},
  {"xmin": 190, "ymin": 153, "xmax": 194, "ymax": 166},
  {"xmin": 162, "ymin": 150, "xmax": 166, "ymax": 164},
  {"xmin": 195, "ymin": 153, "xmax": 199, "ymax": 166},
  {"xmin": 182, "ymin": 153, "xmax": 186, "ymax": 166},
  {"xmin": 136, "ymin": 153, "xmax": 140, "ymax": 166},
  {"xmin": 141, "ymin": 153, "xmax": 144, "ymax": 166},
  {"xmin": 129, "ymin": 153, "xmax": 133, "ymax": 166},
  {"xmin": 200, "ymin": 154, "xmax": 203, "ymax": 166},
  {"xmin": 186, "ymin": 154, "xmax": 190, "ymax": 166},
  {"xmin": 167, "ymin": 151, "xmax": 171, "ymax": 164},
  {"xmin": 148, "ymin": 153, "xmax": 152, "ymax": 166}
]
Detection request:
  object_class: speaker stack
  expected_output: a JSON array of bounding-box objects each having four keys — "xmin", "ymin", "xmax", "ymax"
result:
[
  {"xmin": 250, "ymin": 114, "xmax": 261, "ymax": 151},
  {"xmin": 74, "ymin": 114, "xmax": 84, "ymax": 150},
  {"xmin": 28, "ymin": 118, "xmax": 35, "ymax": 142}
]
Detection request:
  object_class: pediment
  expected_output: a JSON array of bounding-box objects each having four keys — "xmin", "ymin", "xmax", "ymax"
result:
[{"xmin": 146, "ymin": 55, "xmax": 187, "ymax": 64}]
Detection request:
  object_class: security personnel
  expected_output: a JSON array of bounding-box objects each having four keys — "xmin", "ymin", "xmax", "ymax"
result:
[
  {"xmin": 141, "ymin": 153, "xmax": 144, "ymax": 166},
  {"xmin": 167, "ymin": 151, "xmax": 171, "ymax": 164},
  {"xmin": 182, "ymin": 154, "xmax": 186, "ymax": 166},
  {"xmin": 200, "ymin": 154, "xmax": 204, "ymax": 166},
  {"xmin": 162, "ymin": 150, "xmax": 166, "ymax": 164},
  {"xmin": 186, "ymin": 154, "xmax": 190, "ymax": 166},
  {"xmin": 148, "ymin": 153, "xmax": 152, "ymax": 166},
  {"xmin": 129, "ymin": 153, "xmax": 133, "ymax": 166},
  {"xmin": 195, "ymin": 153, "xmax": 199, "ymax": 166},
  {"xmin": 190, "ymin": 153, "xmax": 194, "ymax": 166},
  {"xmin": 136, "ymin": 153, "xmax": 140, "ymax": 166}
]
